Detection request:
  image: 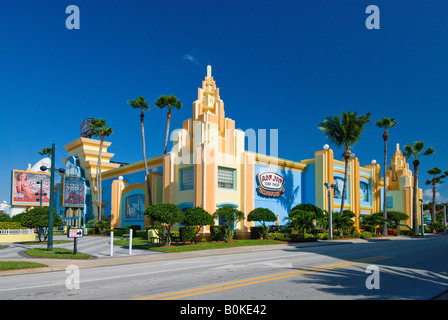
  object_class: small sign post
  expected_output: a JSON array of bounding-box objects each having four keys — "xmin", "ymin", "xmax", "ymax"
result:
[{"xmin": 67, "ymin": 227, "xmax": 83, "ymax": 255}]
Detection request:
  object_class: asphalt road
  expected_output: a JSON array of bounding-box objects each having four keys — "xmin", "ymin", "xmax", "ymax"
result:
[{"xmin": 1, "ymin": 234, "xmax": 447, "ymax": 302}]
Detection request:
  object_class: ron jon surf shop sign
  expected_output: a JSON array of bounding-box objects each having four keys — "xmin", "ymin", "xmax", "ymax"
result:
[{"xmin": 256, "ymin": 171, "xmax": 285, "ymax": 197}]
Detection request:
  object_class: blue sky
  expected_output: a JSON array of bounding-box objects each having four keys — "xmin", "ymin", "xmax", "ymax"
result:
[{"xmin": 1, "ymin": 0, "xmax": 447, "ymax": 205}]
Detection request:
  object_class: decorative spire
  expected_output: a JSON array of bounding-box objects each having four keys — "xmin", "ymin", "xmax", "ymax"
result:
[{"xmin": 207, "ymin": 65, "xmax": 212, "ymax": 78}]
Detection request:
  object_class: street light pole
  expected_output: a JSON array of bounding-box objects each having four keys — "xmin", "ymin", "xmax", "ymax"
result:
[
  {"xmin": 324, "ymin": 182, "xmax": 336, "ymax": 239},
  {"xmin": 47, "ymin": 143, "xmax": 56, "ymax": 251},
  {"xmin": 40, "ymin": 143, "xmax": 65, "ymax": 252},
  {"xmin": 443, "ymin": 203, "xmax": 447, "ymax": 234},
  {"xmin": 419, "ymin": 198, "xmax": 424, "ymax": 237}
]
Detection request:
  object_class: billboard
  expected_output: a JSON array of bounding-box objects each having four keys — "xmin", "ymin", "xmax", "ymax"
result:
[
  {"xmin": 12, "ymin": 170, "xmax": 51, "ymax": 206},
  {"xmin": 63, "ymin": 175, "xmax": 86, "ymax": 207}
]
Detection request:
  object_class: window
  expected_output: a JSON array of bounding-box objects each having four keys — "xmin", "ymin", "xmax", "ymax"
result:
[
  {"xmin": 386, "ymin": 196, "xmax": 393, "ymax": 209},
  {"xmin": 218, "ymin": 167, "xmax": 235, "ymax": 189},
  {"xmin": 180, "ymin": 167, "xmax": 194, "ymax": 190},
  {"xmin": 360, "ymin": 182, "xmax": 370, "ymax": 203},
  {"xmin": 125, "ymin": 194, "xmax": 145, "ymax": 219}
]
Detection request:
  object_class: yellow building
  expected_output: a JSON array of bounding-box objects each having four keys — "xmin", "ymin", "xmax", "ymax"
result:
[{"xmin": 59, "ymin": 66, "xmax": 422, "ymax": 236}]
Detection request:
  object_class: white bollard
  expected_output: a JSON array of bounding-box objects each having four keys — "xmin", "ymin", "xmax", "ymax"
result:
[
  {"xmin": 129, "ymin": 229, "xmax": 133, "ymax": 256},
  {"xmin": 110, "ymin": 231, "xmax": 114, "ymax": 257}
]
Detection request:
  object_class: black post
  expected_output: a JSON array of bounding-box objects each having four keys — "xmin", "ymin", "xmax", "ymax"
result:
[
  {"xmin": 47, "ymin": 143, "xmax": 56, "ymax": 252},
  {"xmin": 73, "ymin": 237, "xmax": 78, "ymax": 255}
]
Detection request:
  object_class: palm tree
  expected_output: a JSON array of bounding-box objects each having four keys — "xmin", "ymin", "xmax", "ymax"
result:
[
  {"xmin": 375, "ymin": 117, "xmax": 397, "ymax": 235},
  {"xmin": 318, "ymin": 110, "xmax": 372, "ymax": 213},
  {"xmin": 154, "ymin": 94, "xmax": 182, "ymax": 154},
  {"xmin": 88, "ymin": 118, "xmax": 113, "ymax": 220},
  {"xmin": 403, "ymin": 141, "xmax": 435, "ymax": 235},
  {"xmin": 425, "ymin": 167, "xmax": 446, "ymax": 224},
  {"xmin": 38, "ymin": 147, "xmax": 52, "ymax": 156},
  {"xmin": 127, "ymin": 96, "xmax": 152, "ymax": 206}
]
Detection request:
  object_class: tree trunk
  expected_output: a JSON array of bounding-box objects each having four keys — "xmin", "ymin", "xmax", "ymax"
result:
[
  {"xmin": 96, "ymin": 137, "xmax": 104, "ymax": 221},
  {"xmin": 163, "ymin": 111, "xmax": 172, "ymax": 154},
  {"xmin": 432, "ymin": 179, "xmax": 436, "ymax": 223},
  {"xmin": 383, "ymin": 131, "xmax": 388, "ymax": 235},
  {"xmin": 140, "ymin": 113, "xmax": 153, "ymax": 207},
  {"xmin": 412, "ymin": 160, "xmax": 420, "ymax": 235},
  {"xmin": 340, "ymin": 148, "xmax": 350, "ymax": 213}
]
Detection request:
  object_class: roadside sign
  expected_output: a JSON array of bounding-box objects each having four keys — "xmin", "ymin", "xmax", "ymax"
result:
[{"xmin": 68, "ymin": 228, "xmax": 83, "ymax": 238}]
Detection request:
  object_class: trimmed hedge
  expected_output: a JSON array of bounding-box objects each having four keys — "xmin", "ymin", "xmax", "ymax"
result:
[
  {"xmin": 250, "ymin": 226, "xmax": 264, "ymax": 239},
  {"xmin": 179, "ymin": 226, "xmax": 196, "ymax": 243},
  {"xmin": 268, "ymin": 232, "xmax": 316, "ymax": 242},
  {"xmin": 210, "ymin": 226, "xmax": 227, "ymax": 241},
  {"xmin": 0, "ymin": 222, "xmax": 26, "ymax": 230}
]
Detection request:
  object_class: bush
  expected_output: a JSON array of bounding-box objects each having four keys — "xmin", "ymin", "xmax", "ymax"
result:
[
  {"xmin": 210, "ymin": 226, "xmax": 227, "ymax": 241},
  {"xmin": 105, "ymin": 228, "xmax": 126, "ymax": 237},
  {"xmin": 0, "ymin": 222, "xmax": 26, "ymax": 230},
  {"xmin": 145, "ymin": 204, "xmax": 184, "ymax": 245},
  {"xmin": 427, "ymin": 222, "xmax": 445, "ymax": 233},
  {"xmin": 247, "ymin": 208, "xmax": 276, "ymax": 239},
  {"xmin": 135, "ymin": 230, "xmax": 148, "ymax": 239},
  {"xmin": 179, "ymin": 226, "xmax": 196, "ymax": 243},
  {"xmin": 317, "ymin": 232, "xmax": 330, "ymax": 240},
  {"xmin": 387, "ymin": 228, "xmax": 399, "ymax": 236},
  {"xmin": 126, "ymin": 225, "xmax": 141, "ymax": 233},
  {"xmin": 360, "ymin": 231, "xmax": 372, "ymax": 239},
  {"xmin": 86, "ymin": 220, "xmax": 110, "ymax": 235},
  {"xmin": 213, "ymin": 206, "xmax": 244, "ymax": 243},
  {"xmin": 268, "ymin": 232, "xmax": 316, "ymax": 242},
  {"xmin": 250, "ymin": 226, "xmax": 264, "ymax": 239},
  {"xmin": 400, "ymin": 229, "xmax": 414, "ymax": 236}
]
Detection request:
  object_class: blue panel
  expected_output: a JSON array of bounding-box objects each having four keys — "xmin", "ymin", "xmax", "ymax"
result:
[
  {"xmin": 253, "ymin": 164, "xmax": 302, "ymax": 226},
  {"xmin": 302, "ymin": 162, "xmax": 315, "ymax": 204}
]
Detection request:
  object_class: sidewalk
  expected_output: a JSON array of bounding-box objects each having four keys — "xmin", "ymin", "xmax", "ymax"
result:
[{"xmin": 0, "ymin": 235, "xmax": 412, "ymax": 276}]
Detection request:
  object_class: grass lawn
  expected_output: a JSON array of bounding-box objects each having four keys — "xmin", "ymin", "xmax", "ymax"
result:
[
  {"xmin": 114, "ymin": 237, "xmax": 286, "ymax": 253},
  {"xmin": 0, "ymin": 261, "xmax": 48, "ymax": 271},
  {"xmin": 24, "ymin": 247, "xmax": 91, "ymax": 259}
]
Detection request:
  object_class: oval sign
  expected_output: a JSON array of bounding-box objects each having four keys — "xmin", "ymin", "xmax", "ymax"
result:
[{"xmin": 256, "ymin": 171, "xmax": 285, "ymax": 197}]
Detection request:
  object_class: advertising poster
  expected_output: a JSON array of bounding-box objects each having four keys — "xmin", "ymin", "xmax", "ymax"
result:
[
  {"xmin": 63, "ymin": 175, "xmax": 85, "ymax": 207},
  {"xmin": 11, "ymin": 170, "xmax": 51, "ymax": 206}
]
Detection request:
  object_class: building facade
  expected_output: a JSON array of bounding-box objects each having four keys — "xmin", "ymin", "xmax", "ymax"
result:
[{"xmin": 59, "ymin": 66, "xmax": 421, "ymax": 236}]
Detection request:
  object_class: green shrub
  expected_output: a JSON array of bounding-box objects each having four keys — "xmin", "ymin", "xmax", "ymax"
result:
[
  {"xmin": 351, "ymin": 231, "xmax": 361, "ymax": 238},
  {"xmin": 135, "ymin": 230, "xmax": 148, "ymax": 239},
  {"xmin": 86, "ymin": 220, "xmax": 110, "ymax": 234},
  {"xmin": 0, "ymin": 222, "xmax": 26, "ymax": 230},
  {"xmin": 126, "ymin": 225, "xmax": 141, "ymax": 233},
  {"xmin": 179, "ymin": 226, "xmax": 196, "ymax": 243},
  {"xmin": 210, "ymin": 226, "xmax": 227, "ymax": 241},
  {"xmin": 400, "ymin": 229, "xmax": 414, "ymax": 236},
  {"xmin": 360, "ymin": 231, "xmax": 372, "ymax": 239},
  {"xmin": 250, "ymin": 226, "xmax": 264, "ymax": 239},
  {"xmin": 268, "ymin": 232, "xmax": 316, "ymax": 242},
  {"xmin": 317, "ymin": 232, "xmax": 330, "ymax": 240},
  {"xmin": 427, "ymin": 222, "xmax": 445, "ymax": 233},
  {"xmin": 105, "ymin": 228, "xmax": 126, "ymax": 237}
]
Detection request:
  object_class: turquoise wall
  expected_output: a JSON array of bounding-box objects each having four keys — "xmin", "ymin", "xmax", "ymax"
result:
[{"xmin": 253, "ymin": 164, "xmax": 302, "ymax": 226}]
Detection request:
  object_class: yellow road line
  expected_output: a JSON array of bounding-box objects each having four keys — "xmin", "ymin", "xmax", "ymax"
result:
[{"xmin": 136, "ymin": 256, "xmax": 392, "ymax": 300}]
